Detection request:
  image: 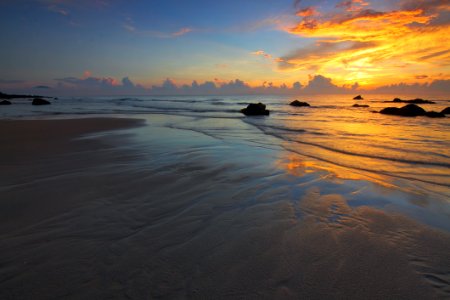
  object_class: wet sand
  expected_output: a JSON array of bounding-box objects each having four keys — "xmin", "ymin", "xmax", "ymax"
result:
[{"xmin": 0, "ymin": 117, "xmax": 449, "ymax": 299}]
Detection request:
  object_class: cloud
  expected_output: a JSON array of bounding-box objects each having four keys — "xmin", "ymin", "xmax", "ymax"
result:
[
  {"xmin": 251, "ymin": 50, "xmax": 284, "ymax": 64},
  {"xmin": 372, "ymin": 79, "xmax": 450, "ymax": 94},
  {"xmin": 47, "ymin": 5, "xmax": 69, "ymax": 16},
  {"xmin": 34, "ymin": 85, "xmax": 52, "ymax": 89},
  {"xmin": 302, "ymin": 75, "xmax": 343, "ymax": 93},
  {"xmin": 3, "ymin": 73, "xmax": 449, "ymax": 96},
  {"xmin": 400, "ymin": 0, "xmax": 450, "ymax": 13},
  {"xmin": 280, "ymin": 0, "xmax": 450, "ymax": 87},
  {"xmin": 123, "ymin": 18, "xmax": 194, "ymax": 38},
  {"xmin": 181, "ymin": 80, "xmax": 218, "ymax": 94},
  {"xmin": 41, "ymin": 0, "xmax": 110, "ymax": 19},
  {"xmin": 279, "ymin": 40, "xmax": 378, "ymax": 70},
  {"xmin": 293, "ymin": 81, "xmax": 303, "ymax": 89},
  {"xmin": 172, "ymin": 27, "xmax": 192, "ymax": 37},
  {"xmin": 143, "ymin": 76, "xmax": 350, "ymax": 95},
  {"xmin": 251, "ymin": 50, "xmax": 273, "ymax": 59},
  {"xmin": 296, "ymin": 7, "xmax": 318, "ymax": 17},
  {"xmin": 122, "ymin": 77, "xmax": 135, "ymax": 88},
  {"xmin": 55, "ymin": 76, "xmax": 119, "ymax": 88},
  {"xmin": 122, "ymin": 23, "xmax": 136, "ymax": 32},
  {"xmin": 335, "ymin": 0, "xmax": 369, "ymax": 12},
  {"xmin": 51, "ymin": 73, "xmax": 146, "ymax": 95}
]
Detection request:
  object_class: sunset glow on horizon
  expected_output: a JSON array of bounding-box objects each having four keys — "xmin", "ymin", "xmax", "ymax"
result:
[{"xmin": 0, "ymin": 0, "xmax": 449, "ymax": 95}]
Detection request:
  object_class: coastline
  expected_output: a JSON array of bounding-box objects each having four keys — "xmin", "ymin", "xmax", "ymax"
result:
[{"xmin": 0, "ymin": 115, "xmax": 449, "ymax": 299}]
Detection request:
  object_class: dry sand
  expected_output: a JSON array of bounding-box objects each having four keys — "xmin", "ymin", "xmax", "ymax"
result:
[{"xmin": 0, "ymin": 117, "xmax": 449, "ymax": 299}]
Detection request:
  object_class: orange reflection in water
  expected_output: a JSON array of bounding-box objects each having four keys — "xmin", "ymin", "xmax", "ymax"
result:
[
  {"xmin": 272, "ymin": 94, "xmax": 450, "ymax": 201},
  {"xmin": 279, "ymin": 153, "xmax": 395, "ymax": 188}
]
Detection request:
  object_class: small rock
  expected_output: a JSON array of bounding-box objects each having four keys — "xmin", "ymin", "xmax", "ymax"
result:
[
  {"xmin": 386, "ymin": 98, "xmax": 435, "ymax": 104},
  {"xmin": 441, "ymin": 107, "xmax": 450, "ymax": 114},
  {"xmin": 241, "ymin": 103, "xmax": 270, "ymax": 116},
  {"xmin": 353, "ymin": 95, "xmax": 363, "ymax": 100},
  {"xmin": 352, "ymin": 104, "xmax": 369, "ymax": 108},
  {"xmin": 290, "ymin": 100, "xmax": 310, "ymax": 107},
  {"xmin": 425, "ymin": 111, "xmax": 445, "ymax": 118},
  {"xmin": 0, "ymin": 100, "xmax": 12, "ymax": 105},
  {"xmin": 32, "ymin": 98, "xmax": 51, "ymax": 105},
  {"xmin": 379, "ymin": 104, "xmax": 426, "ymax": 117}
]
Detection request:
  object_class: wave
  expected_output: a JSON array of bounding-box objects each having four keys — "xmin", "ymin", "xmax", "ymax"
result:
[
  {"xmin": 282, "ymin": 144, "xmax": 450, "ymax": 188},
  {"xmin": 245, "ymin": 121, "xmax": 450, "ymax": 169}
]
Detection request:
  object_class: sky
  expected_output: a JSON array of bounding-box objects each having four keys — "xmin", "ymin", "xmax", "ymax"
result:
[{"xmin": 0, "ymin": 0, "xmax": 449, "ymax": 95}]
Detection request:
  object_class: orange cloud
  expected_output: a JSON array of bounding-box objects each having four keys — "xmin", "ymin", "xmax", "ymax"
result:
[
  {"xmin": 280, "ymin": 2, "xmax": 450, "ymax": 87},
  {"xmin": 251, "ymin": 50, "xmax": 286, "ymax": 65},
  {"xmin": 290, "ymin": 9, "xmax": 432, "ymax": 40},
  {"xmin": 296, "ymin": 7, "xmax": 318, "ymax": 17},
  {"xmin": 251, "ymin": 50, "xmax": 273, "ymax": 59}
]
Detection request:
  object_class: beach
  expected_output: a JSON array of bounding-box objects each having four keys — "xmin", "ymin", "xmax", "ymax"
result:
[
  {"xmin": 2, "ymin": 0, "xmax": 449, "ymax": 298},
  {"xmin": 0, "ymin": 114, "xmax": 449, "ymax": 299}
]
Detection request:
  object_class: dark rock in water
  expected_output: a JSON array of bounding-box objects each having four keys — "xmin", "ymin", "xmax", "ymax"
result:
[
  {"xmin": 386, "ymin": 98, "xmax": 435, "ymax": 104},
  {"xmin": 425, "ymin": 111, "xmax": 445, "ymax": 118},
  {"xmin": 380, "ymin": 107, "xmax": 402, "ymax": 115},
  {"xmin": 0, "ymin": 100, "xmax": 12, "ymax": 105},
  {"xmin": 409, "ymin": 98, "xmax": 434, "ymax": 104},
  {"xmin": 241, "ymin": 102, "xmax": 270, "ymax": 116},
  {"xmin": 0, "ymin": 91, "xmax": 43, "ymax": 99},
  {"xmin": 441, "ymin": 107, "xmax": 450, "ymax": 114},
  {"xmin": 352, "ymin": 104, "xmax": 369, "ymax": 108},
  {"xmin": 32, "ymin": 98, "xmax": 51, "ymax": 105},
  {"xmin": 290, "ymin": 100, "xmax": 310, "ymax": 107},
  {"xmin": 353, "ymin": 95, "xmax": 363, "ymax": 100},
  {"xmin": 379, "ymin": 104, "xmax": 426, "ymax": 117}
]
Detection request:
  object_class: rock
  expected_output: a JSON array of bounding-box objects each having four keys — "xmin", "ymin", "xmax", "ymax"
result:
[
  {"xmin": 380, "ymin": 107, "xmax": 402, "ymax": 115},
  {"xmin": 379, "ymin": 104, "xmax": 426, "ymax": 117},
  {"xmin": 409, "ymin": 98, "xmax": 434, "ymax": 104},
  {"xmin": 441, "ymin": 107, "xmax": 450, "ymax": 114},
  {"xmin": 352, "ymin": 104, "xmax": 369, "ymax": 107},
  {"xmin": 241, "ymin": 102, "xmax": 270, "ymax": 116},
  {"xmin": 386, "ymin": 98, "xmax": 435, "ymax": 104},
  {"xmin": 290, "ymin": 100, "xmax": 310, "ymax": 107},
  {"xmin": 353, "ymin": 95, "xmax": 363, "ymax": 100},
  {"xmin": 0, "ymin": 91, "xmax": 43, "ymax": 99},
  {"xmin": 32, "ymin": 98, "xmax": 51, "ymax": 105},
  {"xmin": 0, "ymin": 100, "xmax": 12, "ymax": 105},
  {"xmin": 425, "ymin": 111, "xmax": 445, "ymax": 118}
]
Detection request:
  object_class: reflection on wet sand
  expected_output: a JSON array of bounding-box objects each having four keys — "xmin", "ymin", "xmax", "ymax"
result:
[
  {"xmin": 296, "ymin": 189, "xmax": 450, "ymax": 298},
  {"xmin": 0, "ymin": 117, "xmax": 449, "ymax": 299},
  {"xmin": 280, "ymin": 153, "xmax": 394, "ymax": 187}
]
